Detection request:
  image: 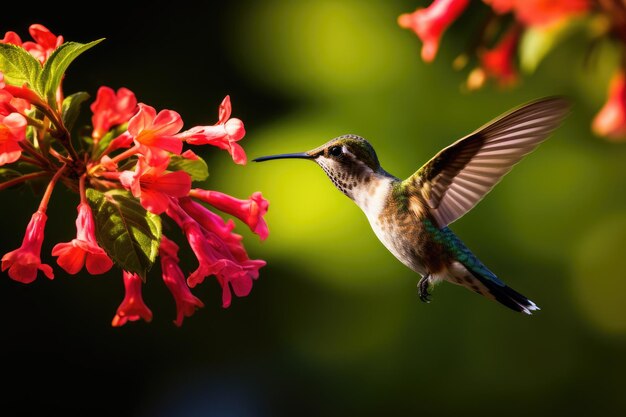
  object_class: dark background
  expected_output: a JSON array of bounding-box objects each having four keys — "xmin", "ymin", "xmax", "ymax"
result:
[{"xmin": 2, "ymin": 1, "xmax": 625, "ymax": 416}]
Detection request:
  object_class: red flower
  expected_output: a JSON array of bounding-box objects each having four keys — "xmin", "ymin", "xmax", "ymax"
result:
[
  {"xmin": 1, "ymin": 31, "xmax": 23, "ymax": 46},
  {"xmin": 160, "ymin": 236, "xmax": 204, "ymax": 326},
  {"xmin": 177, "ymin": 96, "xmax": 247, "ymax": 164},
  {"xmin": 593, "ymin": 70, "xmax": 626, "ymax": 141},
  {"xmin": 111, "ymin": 271, "xmax": 153, "ymax": 327},
  {"xmin": 1, "ymin": 210, "xmax": 54, "ymax": 283},
  {"xmin": 119, "ymin": 157, "xmax": 192, "ymax": 214},
  {"xmin": 127, "ymin": 103, "xmax": 184, "ymax": 165},
  {"xmin": 398, "ymin": 0, "xmax": 469, "ymax": 62},
  {"xmin": 189, "ymin": 189, "xmax": 269, "ymax": 240},
  {"xmin": 475, "ymin": 26, "xmax": 520, "ymax": 88},
  {"xmin": 22, "ymin": 24, "xmax": 64, "ymax": 64},
  {"xmin": 484, "ymin": 0, "xmax": 590, "ymax": 27},
  {"xmin": 0, "ymin": 112, "xmax": 26, "ymax": 166},
  {"xmin": 90, "ymin": 86, "xmax": 138, "ymax": 140},
  {"xmin": 51, "ymin": 203, "xmax": 113, "ymax": 275}
]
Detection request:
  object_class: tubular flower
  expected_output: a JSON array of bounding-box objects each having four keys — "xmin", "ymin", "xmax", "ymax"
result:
[
  {"xmin": 0, "ymin": 112, "xmax": 26, "ymax": 166},
  {"xmin": 127, "ymin": 103, "xmax": 184, "ymax": 165},
  {"xmin": 592, "ymin": 70, "xmax": 626, "ymax": 141},
  {"xmin": 165, "ymin": 200, "xmax": 235, "ymax": 288},
  {"xmin": 470, "ymin": 26, "xmax": 520, "ymax": 89},
  {"xmin": 190, "ymin": 189, "xmax": 269, "ymax": 240},
  {"xmin": 119, "ymin": 157, "xmax": 192, "ymax": 214},
  {"xmin": 398, "ymin": 0, "xmax": 470, "ymax": 62},
  {"xmin": 2, "ymin": 210, "xmax": 54, "ymax": 283},
  {"xmin": 51, "ymin": 203, "xmax": 113, "ymax": 275},
  {"xmin": 179, "ymin": 198, "xmax": 249, "ymax": 262},
  {"xmin": 111, "ymin": 271, "xmax": 153, "ymax": 327},
  {"xmin": 90, "ymin": 86, "xmax": 138, "ymax": 140},
  {"xmin": 177, "ymin": 96, "xmax": 247, "ymax": 164},
  {"xmin": 159, "ymin": 236, "xmax": 204, "ymax": 326},
  {"xmin": 22, "ymin": 24, "xmax": 64, "ymax": 64},
  {"xmin": 484, "ymin": 0, "xmax": 590, "ymax": 27}
]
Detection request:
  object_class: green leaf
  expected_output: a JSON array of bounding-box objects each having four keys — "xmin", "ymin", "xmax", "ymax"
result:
[
  {"xmin": 61, "ymin": 91, "xmax": 90, "ymax": 132},
  {"xmin": 86, "ymin": 188, "xmax": 161, "ymax": 280},
  {"xmin": 167, "ymin": 154, "xmax": 209, "ymax": 181},
  {"xmin": 39, "ymin": 39, "xmax": 104, "ymax": 108},
  {"xmin": 520, "ymin": 17, "xmax": 589, "ymax": 74},
  {"xmin": 0, "ymin": 43, "xmax": 41, "ymax": 88}
]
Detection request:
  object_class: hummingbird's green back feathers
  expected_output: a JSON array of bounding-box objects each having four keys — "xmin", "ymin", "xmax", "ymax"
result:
[{"xmin": 405, "ymin": 97, "xmax": 571, "ymax": 228}]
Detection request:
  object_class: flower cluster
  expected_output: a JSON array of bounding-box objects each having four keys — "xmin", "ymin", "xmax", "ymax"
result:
[
  {"xmin": 0, "ymin": 24, "xmax": 269, "ymax": 326},
  {"xmin": 398, "ymin": 0, "xmax": 626, "ymax": 141}
]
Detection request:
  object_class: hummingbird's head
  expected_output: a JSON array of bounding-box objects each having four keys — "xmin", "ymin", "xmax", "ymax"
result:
[{"xmin": 253, "ymin": 134, "xmax": 383, "ymax": 198}]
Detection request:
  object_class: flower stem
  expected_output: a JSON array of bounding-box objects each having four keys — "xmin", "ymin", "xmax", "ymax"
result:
[
  {"xmin": 0, "ymin": 171, "xmax": 49, "ymax": 192},
  {"xmin": 79, "ymin": 174, "xmax": 87, "ymax": 204},
  {"xmin": 38, "ymin": 164, "xmax": 67, "ymax": 212}
]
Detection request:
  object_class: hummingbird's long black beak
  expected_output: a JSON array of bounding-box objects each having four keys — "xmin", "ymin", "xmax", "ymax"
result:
[{"xmin": 253, "ymin": 152, "xmax": 314, "ymax": 162}]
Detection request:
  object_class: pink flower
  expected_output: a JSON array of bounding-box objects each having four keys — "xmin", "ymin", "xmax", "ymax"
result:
[
  {"xmin": 179, "ymin": 198, "xmax": 249, "ymax": 262},
  {"xmin": 111, "ymin": 271, "xmax": 153, "ymax": 327},
  {"xmin": 2, "ymin": 210, "xmax": 54, "ymax": 283},
  {"xmin": 0, "ymin": 112, "xmax": 26, "ymax": 166},
  {"xmin": 165, "ymin": 200, "xmax": 235, "ymax": 288},
  {"xmin": 119, "ymin": 157, "xmax": 192, "ymax": 214},
  {"xmin": 51, "ymin": 203, "xmax": 113, "ymax": 275},
  {"xmin": 484, "ymin": 0, "xmax": 590, "ymax": 27},
  {"xmin": 91, "ymin": 86, "xmax": 138, "ymax": 140},
  {"xmin": 190, "ymin": 189, "xmax": 269, "ymax": 240},
  {"xmin": 177, "ymin": 96, "xmax": 247, "ymax": 164},
  {"xmin": 177, "ymin": 198, "xmax": 266, "ymax": 308},
  {"xmin": 593, "ymin": 70, "xmax": 626, "ymax": 141},
  {"xmin": 398, "ymin": 0, "xmax": 469, "ymax": 62},
  {"xmin": 22, "ymin": 24, "xmax": 64, "ymax": 64},
  {"xmin": 127, "ymin": 103, "xmax": 184, "ymax": 165},
  {"xmin": 160, "ymin": 236, "xmax": 204, "ymax": 326}
]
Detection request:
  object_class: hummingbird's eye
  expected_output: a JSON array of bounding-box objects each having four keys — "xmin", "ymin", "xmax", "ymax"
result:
[{"xmin": 329, "ymin": 146, "xmax": 343, "ymax": 157}]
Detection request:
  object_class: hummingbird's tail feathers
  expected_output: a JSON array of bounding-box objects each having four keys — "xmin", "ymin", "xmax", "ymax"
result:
[{"xmin": 468, "ymin": 269, "xmax": 540, "ymax": 315}]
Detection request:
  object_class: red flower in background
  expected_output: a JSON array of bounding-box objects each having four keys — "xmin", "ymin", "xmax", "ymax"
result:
[
  {"xmin": 112, "ymin": 271, "xmax": 153, "ymax": 327},
  {"xmin": 178, "ymin": 96, "xmax": 247, "ymax": 164},
  {"xmin": 593, "ymin": 70, "xmax": 626, "ymax": 141},
  {"xmin": 484, "ymin": 0, "xmax": 590, "ymax": 27},
  {"xmin": 398, "ymin": 0, "xmax": 469, "ymax": 62},
  {"xmin": 22, "ymin": 24, "xmax": 64, "ymax": 64},
  {"xmin": 1, "ymin": 210, "xmax": 54, "ymax": 283},
  {"xmin": 91, "ymin": 86, "xmax": 137, "ymax": 140},
  {"xmin": 51, "ymin": 203, "xmax": 113, "ymax": 275}
]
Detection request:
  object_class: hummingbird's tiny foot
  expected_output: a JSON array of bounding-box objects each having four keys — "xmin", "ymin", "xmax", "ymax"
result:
[{"xmin": 418, "ymin": 275, "xmax": 431, "ymax": 303}]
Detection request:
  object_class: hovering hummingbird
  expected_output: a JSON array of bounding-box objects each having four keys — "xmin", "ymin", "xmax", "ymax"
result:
[{"xmin": 254, "ymin": 97, "xmax": 570, "ymax": 314}]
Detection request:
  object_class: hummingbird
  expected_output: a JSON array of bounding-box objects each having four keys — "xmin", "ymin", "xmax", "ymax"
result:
[{"xmin": 253, "ymin": 97, "xmax": 570, "ymax": 314}]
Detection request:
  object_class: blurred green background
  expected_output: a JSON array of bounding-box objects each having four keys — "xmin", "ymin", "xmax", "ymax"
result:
[{"xmin": 1, "ymin": 1, "xmax": 625, "ymax": 416}]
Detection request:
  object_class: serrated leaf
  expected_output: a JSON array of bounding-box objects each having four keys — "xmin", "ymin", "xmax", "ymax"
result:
[
  {"xmin": 167, "ymin": 154, "xmax": 209, "ymax": 181},
  {"xmin": 62, "ymin": 91, "xmax": 90, "ymax": 132},
  {"xmin": 520, "ymin": 17, "xmax": 589, "ymax": 74},
  {"xmin": 86, "ymin": 188, "xmax": 161, "ymax": 280},
  {"xmin": 0, "ymin": 43, "xmax": 41, "ymax": 88},
  {"xmin": 39, "ymin": 39, "xmax": 104, "ymax": 108}
]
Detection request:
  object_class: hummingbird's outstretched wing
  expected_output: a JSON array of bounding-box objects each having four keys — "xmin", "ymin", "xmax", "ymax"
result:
[{"xmin": 404, "ymin": 97, "xmax": 570, "ymax": 228}]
